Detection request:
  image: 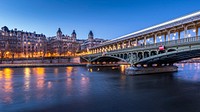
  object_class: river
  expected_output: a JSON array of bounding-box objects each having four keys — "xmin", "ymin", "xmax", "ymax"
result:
[{"xmin": 0, "ymin": 63, "xmax": 200, "ymax": 112}]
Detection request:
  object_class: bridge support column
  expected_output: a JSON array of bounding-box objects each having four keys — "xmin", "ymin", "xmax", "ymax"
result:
[
  {"xmin": 184, "ymin": 26, "xmax": 187, "ymax": 38},
  {"xmin": 122, "ymin": 42, "xmax": 125, "ymax": 49},
  {"xmin": 135, "ymin": 38, "xmax": 138, "ymax": 46},
  {"xmin": 196, "ymin": 25, "xmax": 199, "ymax": 40},
  {"xmin": 128, "ymin": 40, "xmax": 131, "ymax": 48},
  {"xmin": 154, "ymin": 34, "xmax": 157, "ymax": 44},
  {"xmin": 167, "ymin": 31, "xmax": 170, "ymax": 41},
  {"xmin": 144, "ymin": 37, "xmax": 147, "ymax": 46},
  {"xmin": 117, "ymin": 43, "xmax": 121, "ymax": 49},
  {"xmin": 157, "ymin": 63, "xmax": 162, "ymax": 67},
  {"xmin": 112, "ymin": 45, "xmax": 115, "ymax": 50},
  {"xmin": 164, "ymin": 34, "xmax": 167, "ymax": 42},
  {"xmin": 147, "ymin": 64, "xmax": 152, "ymax": 67}
]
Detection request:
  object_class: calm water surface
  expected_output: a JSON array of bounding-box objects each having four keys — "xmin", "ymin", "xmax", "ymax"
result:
[{"xmin": 1, "ymin": 63, "xmax": 200, "ymax": 112}]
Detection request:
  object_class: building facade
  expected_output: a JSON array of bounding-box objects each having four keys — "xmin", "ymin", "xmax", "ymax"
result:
[
  {"xmin": 0, "ymin": 26, "xmax": 47, "ymax": 58},
  {"xmin": 47, "ymin": 28, "xmax": 81, "ymax": 57},
  {"xmin": 0, "ymin": 26, "xmax": 107, "ymax": 59},
  {"xmin": 81, "ymin": 31, "xmax": 107, "ymax": 50}
]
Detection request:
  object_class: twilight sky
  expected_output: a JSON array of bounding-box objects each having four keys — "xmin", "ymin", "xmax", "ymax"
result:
[{"xmin": 0, "ymin": 0, "xmax": 200, "ymax": 39}]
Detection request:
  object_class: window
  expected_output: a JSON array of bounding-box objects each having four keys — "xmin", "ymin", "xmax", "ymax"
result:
[
  {"xmin": 187, "ymin": 29, "xmax": 196, "ymax": 37},
  {"xmin": 170, "ymin": 32, "xmax": 178, "ymax": 40}
]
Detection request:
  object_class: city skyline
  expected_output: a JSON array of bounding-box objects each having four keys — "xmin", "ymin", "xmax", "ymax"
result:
[{"xmin": 0, "ymin": 0, "xmax": 200, "ymax": 39}]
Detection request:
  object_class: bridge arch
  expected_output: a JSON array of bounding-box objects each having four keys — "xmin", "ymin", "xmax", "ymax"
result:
[
  {"xmin": 136, "ymin": 48, "xmax": 200, "ymax": 65},
  {"xmin": 158, "ymin": 50, "xmax": 166, "ymax": 54},
  {"xmin": 144, "ymin": 51, "xmax": 150, "ymax": 58},
  {"xmin": 117, "ymin": 54, "xmax": 119, "ymax": 57},
  {"xmin": 124, "ymin": 53, "xmax": 128, "ymax": 59},
  {"xmin": 120, "ymin": 54, "xmax": 124, "ymax": 59},
  {"xmin": 150, "ymin": 51, "xmax": 157, "ymax": 56},
  {"xmin": 138, "ymin": 52, "xmax": 143, "ymax": 60},
  {"xmin": 128, "ymin": 53, "xmax": 132, "ymax": 59},
  {"xmin": 167, "ymin": 49, "xmax": 176, "ymax": 52}
]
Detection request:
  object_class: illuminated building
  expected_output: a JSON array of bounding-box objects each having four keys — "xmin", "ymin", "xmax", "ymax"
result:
[
  {"xmin": 47, "ymin": 28, "xmax": 81, "ymax": 56},
  {"xmin": 0, "ymin": 26, "xmax": 47, "ymax": 58},
  {"xmin": 81, "ymin": 31, "xmax": 107, "ymax": 50}
]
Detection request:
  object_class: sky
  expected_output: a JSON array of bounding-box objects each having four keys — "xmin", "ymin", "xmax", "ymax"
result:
[{"xmin": 0, "ymin": 0, "xmax": 200, "ymax": 40}]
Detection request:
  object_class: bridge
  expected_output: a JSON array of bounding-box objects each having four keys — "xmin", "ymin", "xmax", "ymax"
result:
[{"xmin": 81, "ymin": 11, "xmax": 200, "ymax": 75}]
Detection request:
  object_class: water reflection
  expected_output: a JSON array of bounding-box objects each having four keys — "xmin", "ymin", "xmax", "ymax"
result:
[
  {"xmin": 120, "ymin": 65, "xmax": 130, "ymax": 74},
  {"xmin": 3, "ymin": 68, "xmax": 13, "ymax": 93},
  {"xmin": 88, "ymin": 68, "xmax": 93, "ymax": 72},
  {"xmin": 175, "ymin": 63, "xmax": 200, "ymax": 81},
  {"xmin": 80, "ymin": 75, "xmax": 89, "ymax": 95},
  {"xmin": 120, "ymin": 75, "xmax": 127, "ymax": 81},
  {"xmin": 66, "ymin": 67, "xmax": 73, "ymax": 76},
  {"xmin": 47, "ymin": 81, "xmax": 52, "ymax": 89},
  {"xmin": 0, "ymin": 70, "xmax": 3, "ymax": 80},
  {"xmin": 66, "ymin": 78, "xmax": 73, "ymax": 95},
  {"xmin": 35, "ymin": 68, "xmax": 45, "ymax": 75},
  {"xmin": 33, "ymin": 68, "xmax": 46, "ymax": 89},
  {"xmin": 54, "ymin": 68, "xmax": 58, "ymax": 75},
  {"xmin": 24, "ymin": 68, "xmax": 31, "ymax": 91},
  {"xmin": 2, "ymin": 64, "xmax": 200, "ymax": 112},
  {"xmin": 65, "ymin": 67, "xmax": 75, "ymax": 95},
  {"xmin": 0, "ymin": 68, "xmax": 14, "ymax": 104}
]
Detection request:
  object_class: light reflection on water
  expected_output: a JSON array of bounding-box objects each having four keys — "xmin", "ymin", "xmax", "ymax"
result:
[
  {"xmin": 176, "ymin": 63, "xmax": 200, "ymax": 81},
  {"xmin": 54, "ymin": 68, "xmax": 58, "ymax": 75},
  {"xmin": 34, "ymin": 68, "xmax": 46, "ymax": 89},
  {"xmin": 120, "ymin": 65, "xmax": 130, "ymax": 74},
  {"xmin": 0, "ymin": 68, "xmax": 13, "ymax": 104},
  {"xmin": 24, "ymin": 68, "xmax": 31, "ymax": 91},
  {"xmin": 3, "ymin": 68, "xmax": 13, "ymax": 93},
  {"xmin": 1, "ymin": 64, "xmax": 200, "ymax": 111},
  {"xmin": 66, "ymin": 67, "xmax": 73, "ymax": 76},
  {"xmin": 80, "ymin": 76, "xmax": 89, "ymax": 95}
]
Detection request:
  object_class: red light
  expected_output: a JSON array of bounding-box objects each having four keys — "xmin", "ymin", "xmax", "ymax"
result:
[{"xmin": 159, "ymin": 45, "xmax": 165, "ymax": 51}]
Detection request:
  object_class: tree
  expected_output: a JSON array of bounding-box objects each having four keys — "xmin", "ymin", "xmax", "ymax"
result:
[
  {"xmin": 57, "ymin": 40, "xmax": 63, "ymax": 63},
  {"xmin": 41, "ymin": 40, "xmax": 47, "ymax": 63},
  {"xmin": 47, "ymin": 39, "xmax": 55, "ymax": 63},
  {"xmin": 6, "ymin": 36, "xmax": 18, "ymax": 64},
  {"xmin": 0, "ymin": 38, "xmax": 9, "ymax": 64}
]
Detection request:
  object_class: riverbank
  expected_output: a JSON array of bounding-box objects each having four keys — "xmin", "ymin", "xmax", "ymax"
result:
[
  {"xmin": 0, "ymin": 63, "xmax": 87, "ymax": 68},
  {"xmin": 1, "ymin": 62, "xmax": 200, "ymax": 68}
]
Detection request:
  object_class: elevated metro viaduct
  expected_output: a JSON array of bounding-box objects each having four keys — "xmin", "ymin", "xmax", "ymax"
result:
[{"xmin": 81, "ymin": 11, "xmax": 200, "ymax": 74}]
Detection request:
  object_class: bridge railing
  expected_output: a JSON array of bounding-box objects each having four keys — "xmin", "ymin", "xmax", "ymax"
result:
[
  {"xmin": 113, "ymin": 36, "xmax": 199, "ymax": 53},
  {"xmin": 135, "ymin": 36, "xmax": 199, "ymax": 49}
]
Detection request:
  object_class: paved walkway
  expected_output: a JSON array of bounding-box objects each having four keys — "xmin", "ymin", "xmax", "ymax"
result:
[{"xmin": 0, "ymin": 63, "xmax": 86, "ymax": 68}]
